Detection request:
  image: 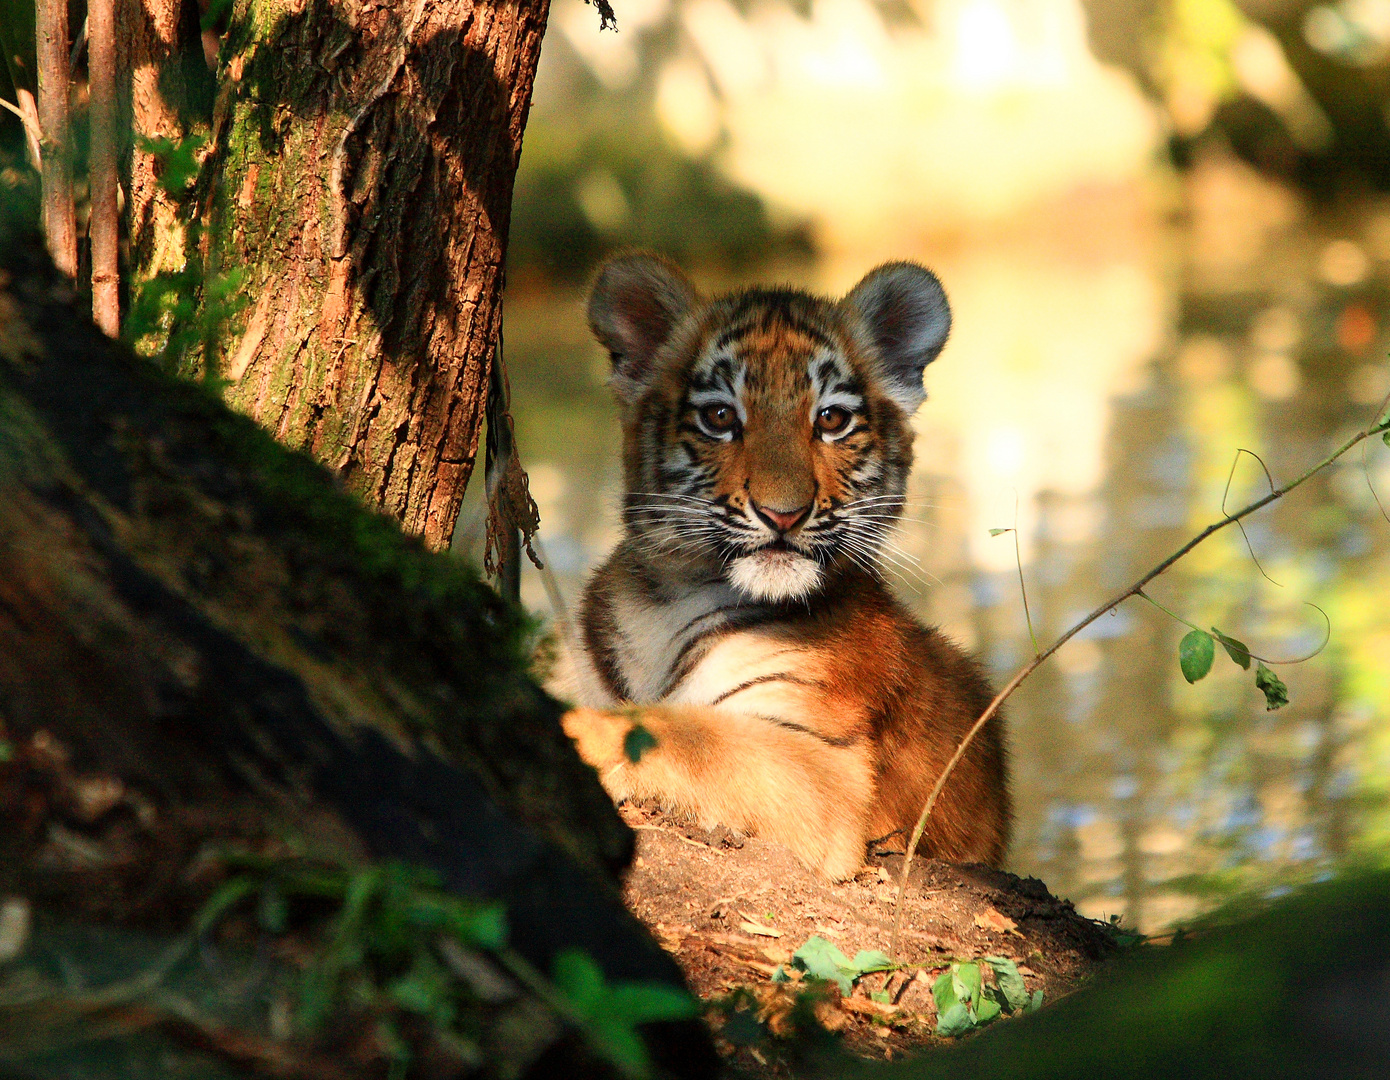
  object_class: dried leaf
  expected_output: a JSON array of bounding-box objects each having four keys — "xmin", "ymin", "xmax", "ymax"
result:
[
  {"xmin": 739, "ymin": 922, "xmax": 782, "ymax": 938},
  {"xmin": 973, "ymin": 907, "xmax": 1019, "ymax": 934}
]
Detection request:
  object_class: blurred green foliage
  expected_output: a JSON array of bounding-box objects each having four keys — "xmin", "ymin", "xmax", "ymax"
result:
[{"xmin": 508, "ymin": 105, "xmax": 810, "ymax": 283}]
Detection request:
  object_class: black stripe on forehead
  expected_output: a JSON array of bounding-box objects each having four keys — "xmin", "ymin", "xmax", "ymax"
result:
[
  {"xmin": 713, "ymin": 289, "xmax": 839, "ymax": 352},
  {"xmin": 812, "ymin": 353, "xmax": 865, "ymax": 398},
  {"xmin": 689, "ymin": 353, "xmax": 739, "ymax": 393}
]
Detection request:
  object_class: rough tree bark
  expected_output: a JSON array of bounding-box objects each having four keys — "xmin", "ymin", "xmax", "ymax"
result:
[
  {"xmin": 89, "ymin": 0, "xmax": 120, "ymax": 335},
  {"xmin": 34, "ymin": 0, "xmax": 75, "ymax": 276},
  {"xmin": 118, "ymin": 0, "xmax": 209, "ymax": 284},
  {"xmin": 153, "ymin": 0, "xmax": 553, "ymax": 550}
]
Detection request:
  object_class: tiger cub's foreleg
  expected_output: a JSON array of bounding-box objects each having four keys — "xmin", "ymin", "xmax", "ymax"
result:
[{"xmin": 562, "ymin": 706, "xmax": 874, "ymax": 880}]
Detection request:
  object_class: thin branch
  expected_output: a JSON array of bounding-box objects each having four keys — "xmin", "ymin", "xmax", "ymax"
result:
[
  {"xmin": 0, "ymin": 95, "xmax": 43, "ymax": 153},
  {"xmin": 1363, "ymin": 439, "xmax": 1390, "ymax": 525},
  {"xmin": 993, "ymin": 493, "xmax": 1039, "ymax": 656},
  {"xmin": 1222, "ymin": 448, "xmax": 1282, "ymax": 586},
  {"xmin": 1260, "ymin": 603, "xmax": 1331, "ymax": 666},
  {"xmin": 888, "ymin": 406, "xmax": 1390, "ymax": 959},
  {"xmin": 13, "ymin": 89, "xmax": 43, "ymax": 169},
  {"xmin": 532, "ymin": 535, "xmax": 579, "ymax": 665},
  {"xmin": 69, "ymin": 15, "xmax": 88, "ymax": 69},
  {"xmin": 1222, "ymin": 448, "xmax": 1276, "ymax": 505},
  {"xmin": 1013, "ymin": 503, "xmax": 1039, "ymax": 657}
]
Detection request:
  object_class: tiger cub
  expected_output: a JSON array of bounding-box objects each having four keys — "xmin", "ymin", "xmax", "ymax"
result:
[{"xmin": 560, "ymin": 254, "xmax": 1009, "ymax": 880}]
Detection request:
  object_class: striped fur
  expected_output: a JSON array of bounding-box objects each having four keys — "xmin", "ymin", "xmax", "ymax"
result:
[{"xmin": 561, "ymin": 255, "xmax": 1009, "ymax": 880}]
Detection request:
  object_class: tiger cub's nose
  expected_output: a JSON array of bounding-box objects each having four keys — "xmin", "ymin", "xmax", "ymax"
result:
[{"xmin": 751, "ymin": 501, "xmax": 811, "ymax": 534}]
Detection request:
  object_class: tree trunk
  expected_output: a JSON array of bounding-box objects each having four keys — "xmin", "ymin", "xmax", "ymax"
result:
[
  {"xmin": 34, "ymin": 0, "xmax": 76, "ymax": 276},
  {"xmin": 186, "ymin": 0, "xmax": 550, "ymax": 550},
  {"xmin": 118, "ymin": 0, "xmax": 205, "ymax": 285},
  {"xmin": 89, "ymin": 0, "xmax": 120, "ymax": 335}
]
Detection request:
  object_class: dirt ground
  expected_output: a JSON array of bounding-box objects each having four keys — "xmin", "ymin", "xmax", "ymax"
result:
[{"xmin": 619, "ymin": 801, "xmax": 1119, "ymax": 1074}]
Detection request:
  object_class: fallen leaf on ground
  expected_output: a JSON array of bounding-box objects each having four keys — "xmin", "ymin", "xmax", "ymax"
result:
[{"xmin": 973, "ymin": 907, "xmax": 1020, "ymax": 934}]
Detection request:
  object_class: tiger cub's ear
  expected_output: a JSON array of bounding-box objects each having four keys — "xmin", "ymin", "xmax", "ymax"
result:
[
  {"xmin": 840, "ymin": 262, "xmax": 951, "ymax": 415},
  {"xmin": 588, "ymin": 253, "xmax": 699, "ymax": 403}
]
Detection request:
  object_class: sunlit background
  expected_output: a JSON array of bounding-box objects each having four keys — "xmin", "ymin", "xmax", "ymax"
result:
[{"xmin": 455, "ymin": 0, "xmax": 1390, "ymax": 933}]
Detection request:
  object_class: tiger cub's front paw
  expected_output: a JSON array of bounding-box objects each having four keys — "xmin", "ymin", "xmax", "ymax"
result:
[{"xmin": 561, "ymin": 707, "xmax": 632, "ymax": 772}]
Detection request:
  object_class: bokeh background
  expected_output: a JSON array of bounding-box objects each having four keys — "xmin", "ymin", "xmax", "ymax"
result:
[{"xmin": 455, "ymin": 0, "xmax": 1390, "ymax": 934}]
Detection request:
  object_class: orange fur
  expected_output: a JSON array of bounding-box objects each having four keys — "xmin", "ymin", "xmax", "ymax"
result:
[{"xmin": 562, "ymin": 255, "xmax": 1009, "ymax": 880}]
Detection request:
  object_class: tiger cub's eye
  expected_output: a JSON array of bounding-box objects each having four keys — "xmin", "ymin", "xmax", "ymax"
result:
[
  {"xmin": 699, "ymin": 403, "xmax": 739, "ymax": 434},
  {"xmin": 816, "ymin": 406, "xmax": 852, "ymax": 436}
]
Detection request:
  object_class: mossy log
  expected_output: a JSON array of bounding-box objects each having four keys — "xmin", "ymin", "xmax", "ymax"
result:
[
  {"xmin": 0, "ymin": 219, "xmax": 716, "ymax": 1077},
  {"xmin": 856, "ymin": 869, "xmax": 1390, "ymax": 1080}
]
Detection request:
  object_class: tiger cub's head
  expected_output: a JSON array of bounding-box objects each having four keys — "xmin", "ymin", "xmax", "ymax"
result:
[{"xmin": 588, "ymin": 253, "xmax": 950, "ymax": 603}]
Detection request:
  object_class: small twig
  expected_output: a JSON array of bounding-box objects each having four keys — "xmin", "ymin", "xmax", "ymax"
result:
[
  {"xmin": 1363, "ymin": 439, "xmax": 1390, "ymax": 525},
  {"xmin": 156, "ymin": 1001, "xmax": 357, "ymax": 1080},
  {"xmin": 69, "ymin": 15, "xmax": 88, "ymax": 69},
  {"xmin": 531, "ymin": 535, "xmax": 579, "ymax": 662},
  {"xmin": 988, "ymin": 511, "xmax": 1037, "ymax": 654},
  {"xmin": 0, "ymin": 96, "xmax": 43, "ymax": 151},
  {"xmin": 1222, "ymin": 449, "xmax": 1282, "ymax": 586},
  {"xmin": 1009, "ymin": 492, "xmax": 1038, "ymax": 656},
  {"xmin": 9, "ymin": 88, "xmax": 42, "ymax": 169},
  {"xmin": 887, "ymin": 401, "xmax": 1390, "ymax": 959},
  {"xmin": 1134, "ymin": 588, "xmax": 1206, "ymax": 634}
]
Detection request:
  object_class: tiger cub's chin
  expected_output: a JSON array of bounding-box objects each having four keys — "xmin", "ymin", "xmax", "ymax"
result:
[{"xmin": 727, "ymin": 549, "xmax": 823, "ymax": 602}]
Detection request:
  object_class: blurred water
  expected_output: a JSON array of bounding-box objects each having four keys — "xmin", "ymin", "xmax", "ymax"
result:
[{"xmin": 458, "ymin": 151, "xmax": 1390, "ymax": 935}]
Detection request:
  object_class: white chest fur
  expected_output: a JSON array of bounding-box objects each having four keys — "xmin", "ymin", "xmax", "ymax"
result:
[{"xmin": 607, "ymin": 578, "xmax": 745, "ymax": 703}]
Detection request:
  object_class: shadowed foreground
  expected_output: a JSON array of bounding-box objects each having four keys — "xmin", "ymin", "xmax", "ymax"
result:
[
  {"xmin": 840, "ymin": 867, "xmax": 1390, "ymax": 1080},
  {"xmin": 0, "ymin": 216, "xmax": 716, "ymax": 1078}
]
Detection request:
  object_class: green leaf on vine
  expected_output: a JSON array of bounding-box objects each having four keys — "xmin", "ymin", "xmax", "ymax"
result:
[
  {"xmin": 1179, "ymin": 629, "xmax": 1215, "ymax": 683},
  {"xmin": 1255, "ymin": 663, "xmax": 1289, "ymax": 710},
  {"xmin": 1211, "ymin": 628, "xmax": 1252, "ymax": 670},
  {"xmin": 624, "ymin": 724, "xmax": 657, "ymax": 764}
]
